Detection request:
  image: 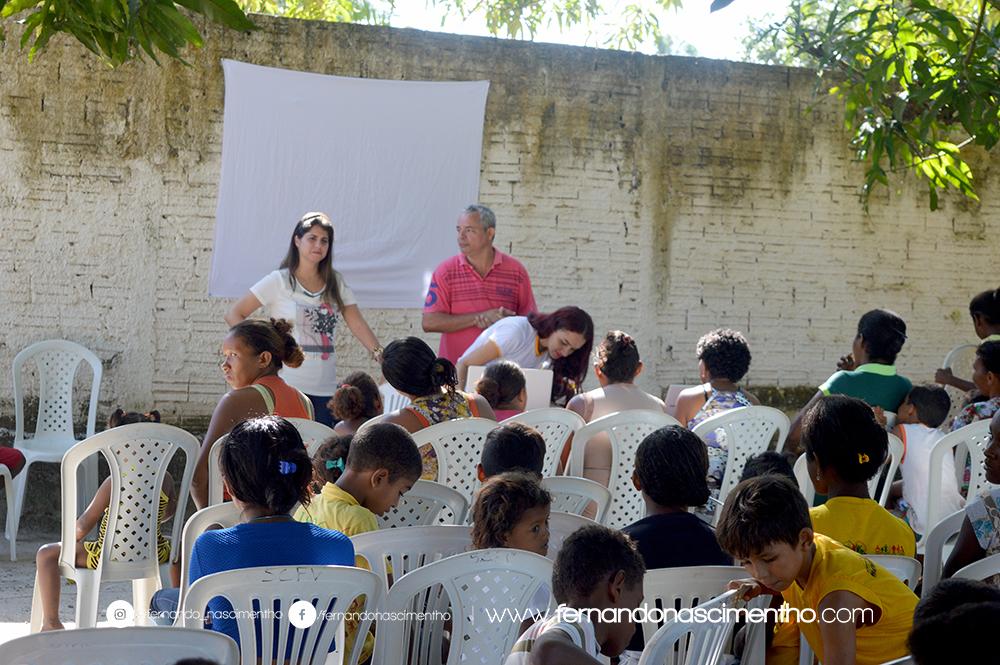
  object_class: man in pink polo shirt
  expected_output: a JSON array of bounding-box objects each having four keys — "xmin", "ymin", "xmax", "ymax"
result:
[{"xmin": 422, "ymin": 204, "xmax": 537, "ymax": 363}]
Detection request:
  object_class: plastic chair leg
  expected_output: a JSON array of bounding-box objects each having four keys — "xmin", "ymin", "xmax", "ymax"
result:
[
  {"xmin": 74, "ymin": 571, "xmax": 100, "ymax": 629},
  {"xmin": 29, "ymin": 569, "xmax": 44, "ymax": 634},
  {"xmin": 132, "ymin": 575, "xmax": 162, "ymax": 626},
  {"xmin": 8, "ymin": 466, "xmax": 31, "ymax": 563},
  {"xmin": 1, "ymin": 465, "xmax": 15, "ymax": 561}
]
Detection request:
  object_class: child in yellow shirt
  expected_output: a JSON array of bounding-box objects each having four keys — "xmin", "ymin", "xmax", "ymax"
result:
[
  {"xmin": 718, "ymin": 475, "xmax": 918, "ymax": 665},
  {"xmin": 803, "ymin": 395, "xmax": 916, "ymax": 556}
]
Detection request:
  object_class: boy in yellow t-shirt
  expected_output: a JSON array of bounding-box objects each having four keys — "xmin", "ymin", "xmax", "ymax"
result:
[
  {"xmin": 718, "ymin": 475, "xmax": 918, "ymax": 665},
  {"xmin": 802, "ymin": 395, "xmax": 916, "ymax": 557}
]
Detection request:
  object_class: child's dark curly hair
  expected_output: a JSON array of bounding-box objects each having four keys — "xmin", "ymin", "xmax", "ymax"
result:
[
  {"xmin": 312, "ymin": 434, "xmax": 352, "ymax": 485},
  {"xmin": 552, "ymin": 525, "xmax": 645, "ymax": 604},
  {"xmin": 329, "ymin": 371, "xmax": 382, "ymax": 422},
  {"xmin": 108, "ymin": 408, "xmax": 161, "ymax": 428},
  {"xmin": 596, "ymin": 330, "xmax": 641, "ymax": 384},
  {"xmin": 696, "ymin": 329, "xmax": 752, "ymax": 382},
  {"xmin": 471, "ymin": 472, "xmax": 551, "ymax": 549}
]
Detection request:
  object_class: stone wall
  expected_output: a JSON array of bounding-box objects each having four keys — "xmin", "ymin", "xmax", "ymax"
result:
[{"xmin": 1, "ymin": 14, "xmax": 998, "ymax": 430}]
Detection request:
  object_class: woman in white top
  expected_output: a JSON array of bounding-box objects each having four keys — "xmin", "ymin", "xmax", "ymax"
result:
[
  {"xmin": 457, "ymin": 306, "xmax": 594, "ymax": 405},
  {"xmin": 564, "ymin": 331, "xmax": 668, "ymax": 488},
  {"xmin": 225, "ymin": 212, "xmax": 382, "ymax": 425}
]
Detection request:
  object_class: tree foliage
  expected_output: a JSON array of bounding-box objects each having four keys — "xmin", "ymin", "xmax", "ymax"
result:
[{"xmin": 747, "ymin": 0, "xmax": 1000, "ymax": 209}]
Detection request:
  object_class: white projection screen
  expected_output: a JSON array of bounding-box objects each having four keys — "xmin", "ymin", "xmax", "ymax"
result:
[{"xmin": 209, "ymin": 59, "xmax": 490, "ymax": 308}]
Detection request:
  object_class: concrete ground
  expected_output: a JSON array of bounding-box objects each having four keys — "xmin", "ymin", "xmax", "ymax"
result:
[{"xmin": 0, "ymin": 533, "xmax": 132, "ymax": 645}]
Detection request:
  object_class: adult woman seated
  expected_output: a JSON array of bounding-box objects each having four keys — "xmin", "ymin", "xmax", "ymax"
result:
[
  {"xmin": 456, "ymin": 306, "xmax": 594, "ymax": 405},
  {"xmin": 380, "ymin": 336, "xmax": 496, "ymax": 478},
  {"xmin": 191, "ymin": 318, "xmax": 313, "ymax": 508},
  {"xmin": 562, "ymin": 331, "xmax": 667, "ymax": 487}
]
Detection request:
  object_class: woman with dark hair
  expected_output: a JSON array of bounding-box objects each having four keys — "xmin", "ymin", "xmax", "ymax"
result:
[
  {"xmin": 380, "ymin": 337, "xmax": 495, "ymax": 478},
  {"xmin": 786, "ymin": 309, "xmax": 911, "ymax": 452},
  {"xmin": 190, "ymin": 318, "xmax": 314, "ymax": 508},
  {"xmin": 936, "ymin": 287, "xmax": 1000, "ymax": 392},
  {"xmin": 475, "ymin": 360, "xmax": 527, "ymax": 420},
  {"xmin": 225, "ymin": 211, "xmax": 383, "ymax": 425},
  {"xmin": 456, "ymin": 306, "xmax": 594, "ymax": 404}
]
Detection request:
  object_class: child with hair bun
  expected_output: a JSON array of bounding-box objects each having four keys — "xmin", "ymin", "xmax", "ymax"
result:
[
  {"xmin": 475, "ymin": 360, "xmax": 527, "ymax": 420},
  {"xmin": 804, "ymin": 396, "xmax": 916, "ymax": 556},
  {"xmin": 310, "ymin": 434, "xmax": 351, "ymax": 492},
  {"xmin": 329, "ymin": 371, "xmax": 382, "ymax": 435},
  {"xmin": 36, "ymin": 409, "xmax": 175, "ymax": 631},
  {"xmin": 191, "ymin": 317, "xmax": 314, "ymax": 508},
  {"xmin": 936, "ymin": 287, "xmax": 1000, "ymax": 392}
]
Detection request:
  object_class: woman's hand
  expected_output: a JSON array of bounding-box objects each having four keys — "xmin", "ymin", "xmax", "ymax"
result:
[{"xmin": 837, "ymin": 353, "xmax": 856, "ymax": 371}]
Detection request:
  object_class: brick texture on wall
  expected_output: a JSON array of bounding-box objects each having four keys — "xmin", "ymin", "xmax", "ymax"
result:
[{"xmin": 1, "ymin": 15, "xmax": 998, "ymax": 426}]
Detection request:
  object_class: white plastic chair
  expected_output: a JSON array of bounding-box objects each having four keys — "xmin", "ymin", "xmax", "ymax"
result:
[
  {"xmin": 637, "ymin": 589, "xmax": 740, "ymax": 665},
  {"xmin": 9, "ymin": 340, "xmax": 103, "ymax": 561},
  {"xmin": 541, "ymin": 475, "xmax": 612, "ymax": 523},
  {"xmin": 379, "ymin": 383, "xmax": 410, "ymax": 414},
  {"xmin": 954, "ymin": 551, "xmax": 1000, "ymax": 583},
  {"xmin": 879, "ymin": 657, "xmax": 915, "ymax": 665},
  {"xmin": 373, "ymin": 548, "xmax": 552, "ymax": 665},
  {"xmin": 942, "ymin": 343, "xmax": 979, "ymax": 420},
  {"xmin": 177, "ymin": 502, "xmax": 242, "ymax": 612},
  {"xmin": 286, "ymin": 417, "xmax": 337, "ymax": 455},
  {"xmin": 691, "ymin": 406, "xmax": 790, "ymax": 524},
  {"xmin": 569, "ymin": 410, "xmax": 681, "ymax": 529},
  {"xmin": 0, "ymin": 626, "xmax": 240, "ymax": 665},
  {"xmin": 921, "ymin": 508, "xmax": 965, "ymax": 596},
  {"xmin": 29, "ymin": 423, "xmax": 199, "ymax": 632},
  {"xmin": 501, "ymin": 408, "xmax": 586, "ymax": 476},
  {"xmin": 548, "ymin": 510, "xmax": 597, "ymax": 560},
  {"xmin": 180, "ymin": 564, "xmax": 381, "ymax": 665},
  {"xmin": 411, "ymin": 417, "xmax": 497, "ymax": 505},
  {"xmin": 926, "ymin": 420, "xmax": 993, "ymax": 530},
  {"xmin": 378, "ymin": 479, "xmax": 469, "ymax": 528},
  {"xmin": 865, "ymin": 555, "xmax": 922, "ymax": 591},
  {"xmin": 793, "ymin": 433, "xmax": 904, "ymax": 508},
  {"xmin": 1, "ymin": 464, "xmax": 16, "ymax": 560},
  {"xmin": 638, "ymin": 566, "xmax": 747, "ymax": 645},
  {"xmin": 352, "ymin": 524, "xmax": 472, "ymax": 593},
  {"xmin": 207, "ymin": 433, "xmax": 230, "ymax": 507}
]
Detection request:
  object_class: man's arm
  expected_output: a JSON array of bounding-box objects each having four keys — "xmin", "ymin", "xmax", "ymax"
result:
[{"xmin": 423, "ymin": 310, "xmax": 494, "ymax": 333}]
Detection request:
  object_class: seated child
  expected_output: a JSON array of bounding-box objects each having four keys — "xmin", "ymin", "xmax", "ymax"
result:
[
  {"xmin": 475, "ymin": 360, "xmax": 528, "ymax": 421},
  {"xmin": 803, "ymin": 395, "xmax": 916, "ymax": 556},
  {"xmin": 36, "ymin": 409, "xmax": 176, "ymax": 631},
  {"xmin": 478, "ymin": 422, "xmax": 546, "ymax": 482},
  {"xmin": 505, "ymin": 524, "xmax": 646, "ymax": 665},
  {"xmin": 740, "ymin": 451, "xmax": 797, "ymax": 483},
  {"xmin": 908, "ymin": 578, "xmax": 1000, "ymax": 664},
  {"xmin": 942, "ymin": 409, "xmax": 1000, "ymax": 584},
  {"xmin": 949, "ymin": 340, "xmax": 1000, "ymax": 431},
  {"xmin": 309, "ymin": 434, "xmax": 351, "ymax": 493},
  {"xmin": 329, "ymin": 372, "xmax": 383, "ymax": 435},
  {"xmin": 187, "ymin": 417, "xmax": 355, "ymax": 652},
  {"xmin": 718, "ymin": 475, "xmax": 918, "ymax": 665},
  {"xmin": 935, "ymin": 287, "xmax": 1000, "ymax": 393},
  {"xmin": 892, "ymin": 386, "xmax": 962, "ymax": 536},
  {"xmin": 619, "ymin": 426, "xmax": 732, "ymax": 662},
  {"xmin": 472, "ymin": 472, "xmax": 552, "ymax": 634}
]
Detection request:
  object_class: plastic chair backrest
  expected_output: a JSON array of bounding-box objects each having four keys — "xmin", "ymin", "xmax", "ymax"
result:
[
  {"xmin": 637, "ymin": 589, "xmax": 740, "ymax": 665},
  {"xmin": 927, "ymin": 420, "xmax": 993, "ymax": 529},
  {"xmin": 921, "ymin": 508, "xmax": 965, "ymax": 596},
  {"xmin": 793, "ymin": 453, "xmax": 815, "ymax": 505},
  {"xmin": 691, "ymin": 406, "xmax": 789, "ymax": 524},
  {"xmin": 569, "ymin": 410, "xmax": 681, "ymax": 529},
  {"xmin": 639, "ymin": 566, "xmax": 745, "ymax": 645},
  {"xmin": 285, "ymin": 417, "xmax": 337, "ymax": 456},
  {"xmin": 352, "ymin": 524, "xmax": 472, "ymax": 593},
  {"xmin": 59, "ymin": 423, "xmax": 199, "ymax": 581},
  {"xmin": 207, "ymin": 434, "xmax": 230, "ymax": 507},
  {"xmin": 13, "ymin": 340, "xmax": 102, "ymax": 445},
  {"xmin": 548, "ymin": 511, "xmax": 597, "ymax": 560},
  {"xmin": 178, "ymin": 503, "xmax": 242, "ymax": 609},
  {"xmin": 180, "ymin": 565, "xmax": 381, "ymax": 665},
  {"xmin": 541, "ymin": 476, "xmax": 612, "ymax": 523},
  {"xmin": 411, "ymin": 418, "xmax": 497, "ymax": 504},
  {"xmin": 869, "ymin": 433, "xmax": 904, "ymax": 507},
  {"xmin": 865, "ymin": 555, "xmax": 922, "ymax": 591},
  {"xmin": 0, "ymin": 626, "xmax": 239, "ymax": 665},
  {"xmin": 379, "ymin": 383, "xmax": 411, "ymax": 414},
  {"xmin": 373, "ymin": 548, "xmax": 552, "ymax": 665},
  {"xmin": 942, "ymin": 343, "xmax": 979, "ymax": 420},
  {"xmin": 500, "ymin": 408, "xmax": 586, "ymax": 476},
  {"xmin": 953, "ymin": 551, "xmax": 1000, "ymax": 583},
  {"xmin": 378, "ymin": 479, "xmax": 469, "ymax": 528}
]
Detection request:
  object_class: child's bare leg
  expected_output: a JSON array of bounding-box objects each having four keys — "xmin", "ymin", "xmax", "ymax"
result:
[{"xmin": 35, "ymin": 543, "xmax": 65, "ymax": 631}]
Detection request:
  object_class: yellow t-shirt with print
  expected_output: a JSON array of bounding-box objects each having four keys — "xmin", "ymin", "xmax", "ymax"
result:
[
  {"xmin": 810, "ymin": 496, "xmax": 916, "ymax": 557},
  {"xmin": 294, "ymin": 482, "xmax": 378, "ymax": 661},
  {"xmin": 783, "ymin": 533, "xmax": 917, "ymax": 665}
]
